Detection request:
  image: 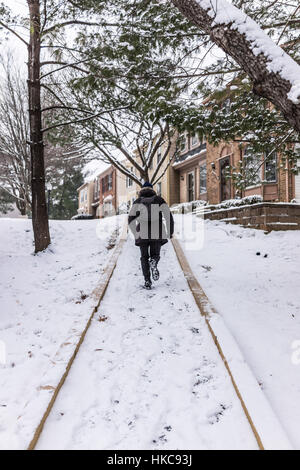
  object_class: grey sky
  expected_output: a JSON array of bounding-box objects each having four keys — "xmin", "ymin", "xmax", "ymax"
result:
[{"xmin": 0, "ymin": 0, "xmax": 28, "ymax": 68}]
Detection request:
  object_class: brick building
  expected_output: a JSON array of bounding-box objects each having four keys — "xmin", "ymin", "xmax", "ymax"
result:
[
  {"xmin": 92, "ymin": 165, "xmax": 129, "ymax": 218},
  {"xmin": 92, "ymin": 166, "xmax": 116, "ymax": 218},
  {"xmin": 77, "ymin": 139, "xmax": 300, "ymax": 217},
  {"xmin": 172, "ymin": 135, "xmax": 300, "ymax": 205},
  {"xmin": 172, "ymin": 132, "xmax": 207, "ymax": 203}
]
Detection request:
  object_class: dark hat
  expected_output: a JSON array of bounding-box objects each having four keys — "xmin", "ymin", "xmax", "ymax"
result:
[{"xmin": 142, "ymin": 181, "xmax": 153, "ymax": 188}]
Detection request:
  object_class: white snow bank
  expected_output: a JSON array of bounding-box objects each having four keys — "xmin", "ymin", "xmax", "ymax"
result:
[
  {"xmin": 177, "ymin": 215, "xmax": 300, "ymax": 448},
  {"xmin": 197, "ymin": 0, "xmax": 300, "ymax": 104},
  {"xmin": 0, "ymin": 216, "xmax": 124, "ymax": 449}
]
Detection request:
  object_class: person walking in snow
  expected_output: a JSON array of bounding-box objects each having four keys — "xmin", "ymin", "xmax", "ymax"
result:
[{"xmin": 128, "ymin": 181, "xmax": 174, "ymax": 290}]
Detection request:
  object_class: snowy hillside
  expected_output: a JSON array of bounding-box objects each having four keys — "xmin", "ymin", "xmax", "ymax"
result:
[
  {"xmin": 0, "ymin": 216, "xmax": 124, "ymax": 449},
  {"xmin": 1, "ymin": 215, "xmax": 299, "ymax": 449},
  {"xmin": 176, "ymin": 215, "xmax": 300, "ymax": 448}
]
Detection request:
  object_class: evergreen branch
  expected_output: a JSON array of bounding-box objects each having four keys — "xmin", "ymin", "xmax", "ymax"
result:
[{"xmin": 42, "ymin": 20, "xmax": 120, "ymax": 36}]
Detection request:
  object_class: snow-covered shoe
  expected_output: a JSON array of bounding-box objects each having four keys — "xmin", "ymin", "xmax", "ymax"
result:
[
  {"xmin": 144, "ymin": 280, "xmax": 152, "ymax": 290},
  {"xmin": 150, "ymin": 259, "xmax": 159, "ymax": 281}
]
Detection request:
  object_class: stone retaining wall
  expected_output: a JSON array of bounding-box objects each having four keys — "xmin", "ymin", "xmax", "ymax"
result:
[{"xmin": 203, "ymin": 203, "xmax": 300, "ymax": 231}]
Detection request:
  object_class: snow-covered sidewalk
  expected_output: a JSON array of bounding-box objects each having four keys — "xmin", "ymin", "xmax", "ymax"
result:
[
  {"xmin": 35, "ymin": 237, "xmax": 257, "ymax": 450},
  {"xmin": 176, "ymin": 216, "xmax": 300, "ymax": 448},
  {"xmin": 0, "ymin": 216, "xmax": 124, "ymax": 449}
]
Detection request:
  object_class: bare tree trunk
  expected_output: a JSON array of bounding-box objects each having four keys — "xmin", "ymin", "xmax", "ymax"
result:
[
  {"xmin": 171, "ymin": 0, "xmax": 300, "ymax": 133},
  {"xmin": 27, "ymin": 0, "xmax": 50, "ymax": 252},
  {"xmin": 16, "ymin": 191, "xmax": 27, "ymax": 216}
]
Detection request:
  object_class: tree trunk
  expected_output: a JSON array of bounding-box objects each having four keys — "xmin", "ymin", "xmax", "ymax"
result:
[
  {"xmin": 27, "ymin": 0, "xmax": 50, "ymax": 252},
  {"xmin": 171, "ymin": 0, "xmax": 300, "ymax": 133},
  {"xmin": 16, "ymin": 192, "xmax": 27, "ymax": 216}
]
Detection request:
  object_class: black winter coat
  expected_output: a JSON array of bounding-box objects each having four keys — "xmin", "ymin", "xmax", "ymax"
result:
[{"xmin": 128, "ymin": 188, "xmax": 174, "ymax": 246}]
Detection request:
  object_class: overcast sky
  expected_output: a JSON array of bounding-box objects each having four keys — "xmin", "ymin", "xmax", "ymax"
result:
[{"xmin": 0, "ymin": 0, "xmax": 28, "ymax": 69}]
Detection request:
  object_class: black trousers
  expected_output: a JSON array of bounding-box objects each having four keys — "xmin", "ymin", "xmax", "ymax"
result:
[{"xmin": 139, "ymin": 241, "xmax": 161, "ymax": 281}]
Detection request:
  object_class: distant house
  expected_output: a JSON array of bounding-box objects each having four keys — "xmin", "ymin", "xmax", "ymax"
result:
[
  {"xmin": 92, "ymin": 165, "xmax": 116, "ymax": 217},
  {"xmin": 77, "ymin": 181, "xmax": 94, "ymax": 216},
  {"xmin": 82, "ymin": 165, "xmax": 128, "ymax": 218}
]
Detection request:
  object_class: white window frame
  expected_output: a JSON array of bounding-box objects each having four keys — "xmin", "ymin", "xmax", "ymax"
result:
[
  {"xmin": 191, "ymin": 133, "xmax": 198, "ymax": 148},
  {"xmin": 187, "ymin": 171, "xmax": 195, "ymax": 202},
  {"xmin": 180, "ymin": 132, "xmax": 187, "ymax": 152},
  {"xmin": 126, "ymin": 167, "xmax": 134, "ymax": 187},
  {"xmin": 264, "ymin": 151, "xmax": 277, "ymax": 183},
  {"xmin": 157, "ymin": 146, "xmax": 162, "ymax": 164},
  {"xmin": 199, "ymin": 163, "xmax": 207, "ymax": 194},
  {"xmin": 157, "ymin": 182, "xmax": 162, "ymax": 196}
]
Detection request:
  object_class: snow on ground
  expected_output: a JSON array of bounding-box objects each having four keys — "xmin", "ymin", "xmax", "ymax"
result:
[
  {"xmin": 0, "ymin": 216, "xmax": 124, "ymax": 450},
  {"xmin": 36, "ymin": 236, "xmax": 257, "ymax": 450},
  {"xmin": 176, "ymin": 215, "xmax": 300, "ymax": 448},
  {"xmin": 2, "ymin": 214, "xmax": 299, "ymax": 450}
]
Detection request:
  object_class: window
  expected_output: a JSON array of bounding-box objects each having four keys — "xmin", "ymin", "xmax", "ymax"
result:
[
  {"xmin": 199, "ymin": 163, "xmax": 207, "ymax": 194},
  {"xmin": 84, "ymin": 190, "xmax": 87, "ymax": 201},
  {"xmin": 264, "ymin": 151, "xmax": 277, "ymax": 182},
  {"xmin": 157, "ymin": 182, "xmax": 162, "ymax": 196},
  {"xmin": 102, "ymin": 176, "xmax": 107, "ymax": 194},
  {"xmin": 94, "ymin": 178, "xmax": 100, "ymax": 199},
  {"xmin": 187, "ymin": 171, "xmax": 194, "ymax": 202},
  {"xmin": 126, "ymin": 167, "xmax": 134, "ymax": 187},
  {"xmin": 80, "ymin": 191, "xmax": 84, "ymax": 203},
  {"xmin": 157, "ymin": 146, "xmax": 162, "ymax": 164},
  {"xmin": 108, "ymin": 173, "xmax": 113, "ymax": 191},
  {"xmin": 179, "ymin": 132, "xmax": 187, "ymax": 152},
  {"xmin": 243, "ymin": 146, "xmax": 262, "ymax": 187},
  {"xmin": 191, "ymin": 133, "xmax": 198, "ymax": 147}
]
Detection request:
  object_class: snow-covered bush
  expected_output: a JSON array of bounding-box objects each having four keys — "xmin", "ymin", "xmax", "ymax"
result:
[
  {"xmin": 207, "ymin": 195, "xmax": 263, "ymax": 211},
  {"xmin": 117, "ymin": 202, "xmax": 129, "ymax": 214},
  {"xmin": 171, "ymin": 199, "xmax": 207, "ymax": 214},
  {"xmin": 71, "ymin": 214, "xmax": 94, "ymax": 220}
]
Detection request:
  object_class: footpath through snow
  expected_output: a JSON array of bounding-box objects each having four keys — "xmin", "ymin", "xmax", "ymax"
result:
[{"xmin": 35, "ymin": 236, "xmax": 257, "ymax": 450}]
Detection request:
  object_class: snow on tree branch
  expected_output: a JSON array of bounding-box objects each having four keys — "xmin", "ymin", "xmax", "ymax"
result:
[
  {"xmin": 197, "ymin": 0, "xmax": 300, "ymax": 104},
  {"xmin": 171, "ymin": 0, "xmax": 300, "ymax": 132}
]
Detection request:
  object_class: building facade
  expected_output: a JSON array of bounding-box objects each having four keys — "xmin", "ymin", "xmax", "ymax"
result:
[
  {"xmin": 172, "ymin": 132, "xmax": 207, "ymax": 204},
  {"xmin": 92, "ymin": 166, "xmax": 116, "ymax": 218},
  {"xmin": 172, "ymin": 134, "xmax": 300, "ymax": 205},
  {"xmin": 77, "ymin": 181, "xmax": 95, "ymax": 216},
  {"xmin": 77, "ymin": 138, "xmax": 300, "ymax": 217}
]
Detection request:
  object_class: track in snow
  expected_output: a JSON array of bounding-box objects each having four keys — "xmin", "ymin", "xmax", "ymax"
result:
[{"xmin": 35, "ymin": 238, "xmax": 258, "ymax": 450}]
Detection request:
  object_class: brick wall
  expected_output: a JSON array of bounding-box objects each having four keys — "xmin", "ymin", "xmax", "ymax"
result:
[
  {"xmin": 204, "ymin": 203, "xmax": 300, "ymax": 231},
  {"xmin": 206, "ymin": 141, "xmax": 294, "ymax": 204},
  {"xmin": 206, "ymin": 142, "xmax": 242, "ymax": 204}
]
